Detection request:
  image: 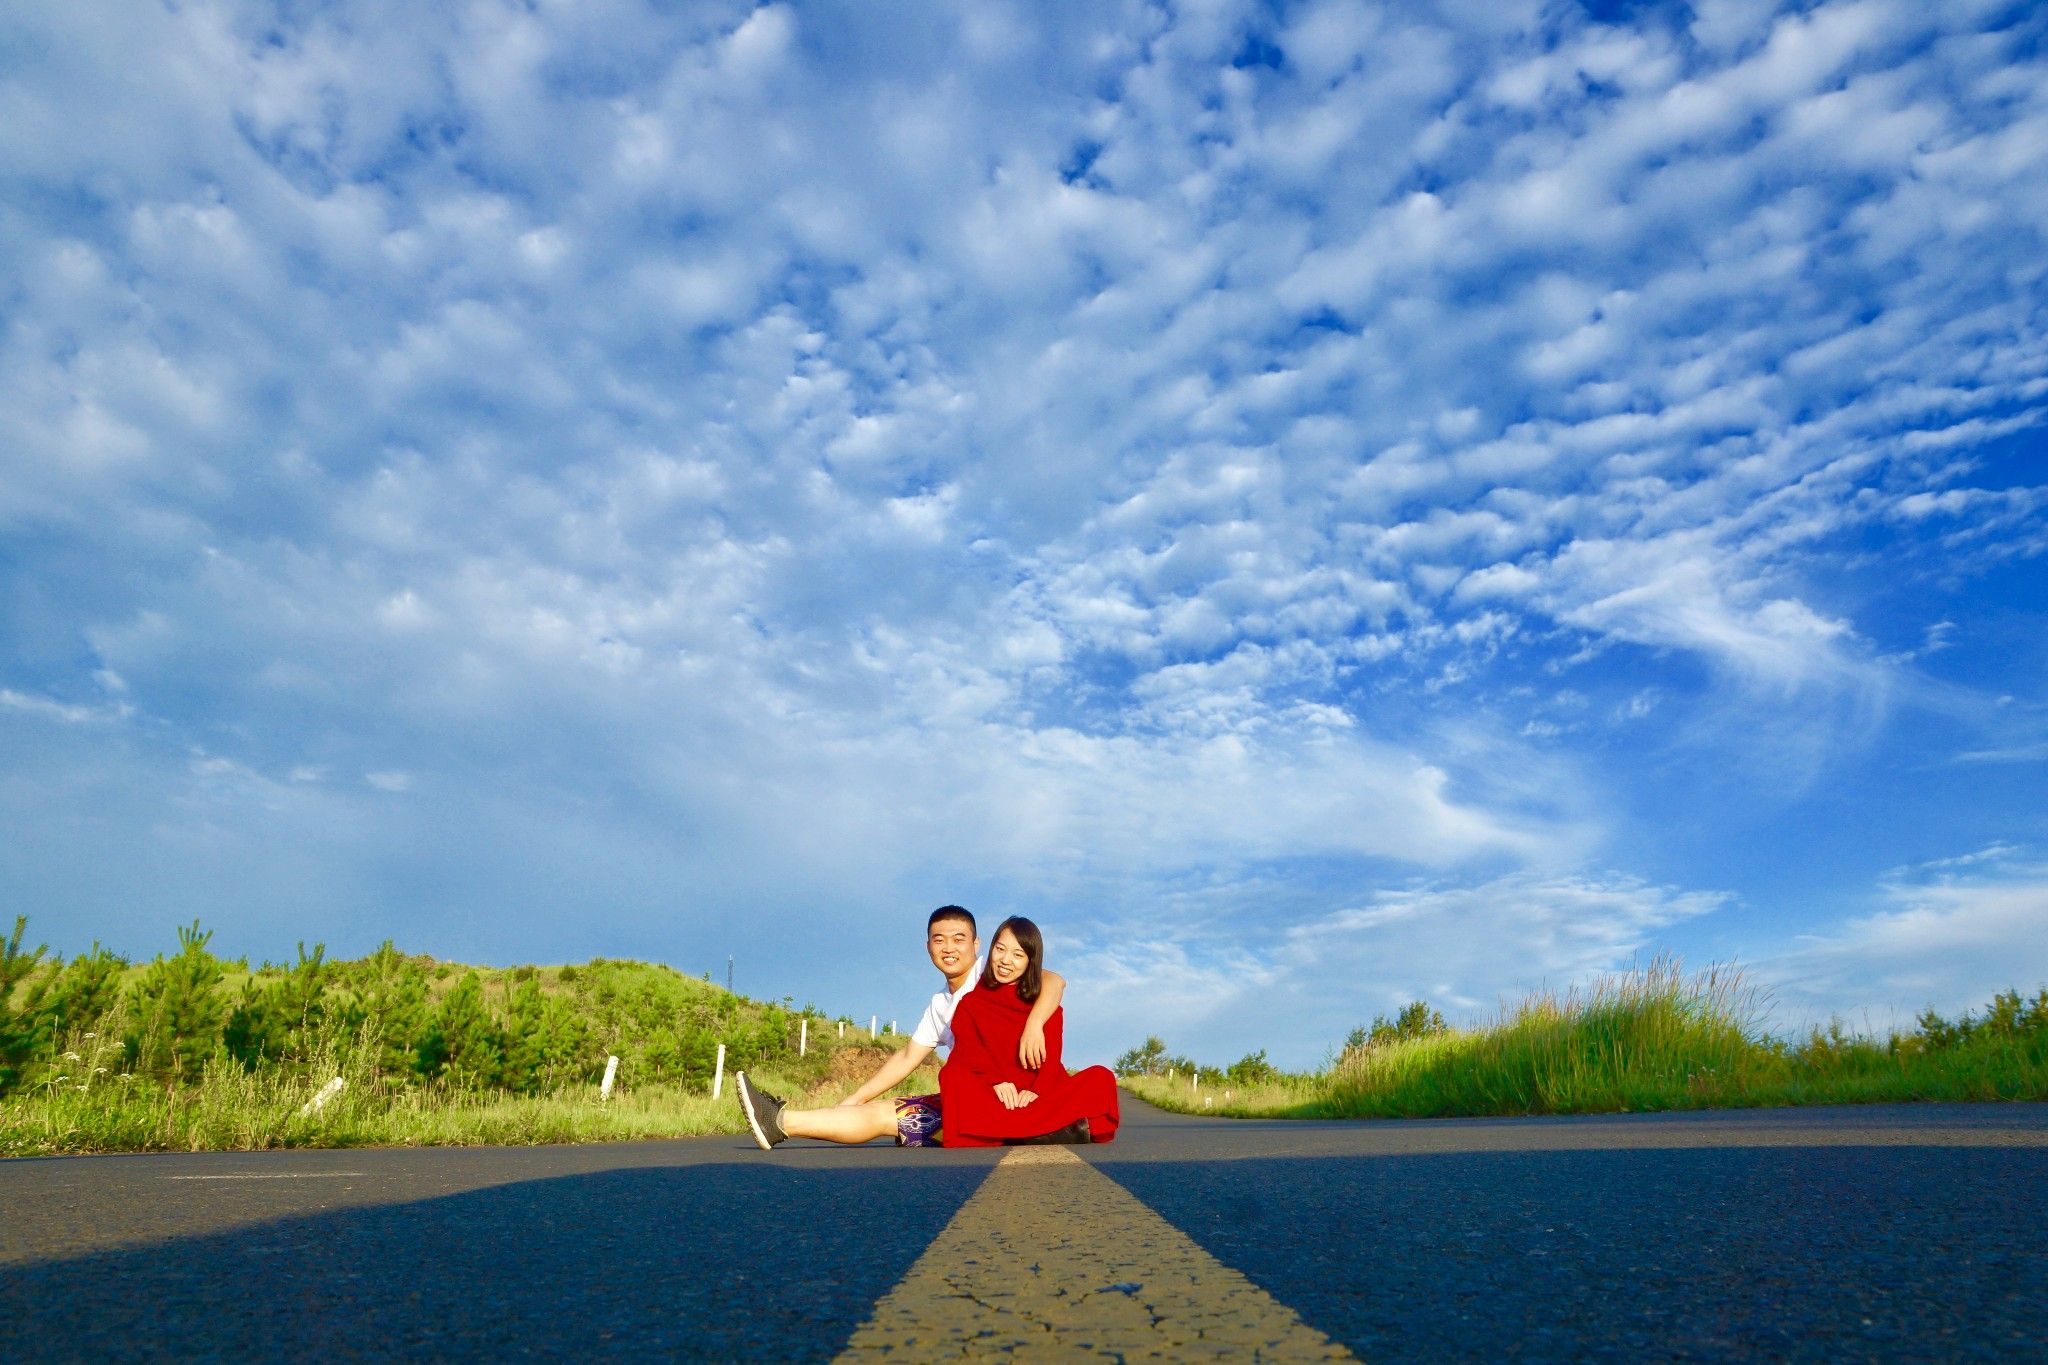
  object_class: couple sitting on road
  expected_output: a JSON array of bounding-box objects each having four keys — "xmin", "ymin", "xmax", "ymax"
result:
[{"xmin": 734, "ymin": 906, "xmax": 1121, "ymax": 1149}]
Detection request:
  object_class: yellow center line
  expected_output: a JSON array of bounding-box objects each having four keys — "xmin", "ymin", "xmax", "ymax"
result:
[{"xmin": 836, "ymin": 1146, "xmax": 1354, "ymax": 1361}]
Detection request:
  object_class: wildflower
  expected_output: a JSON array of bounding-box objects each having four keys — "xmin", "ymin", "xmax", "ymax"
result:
[
  {"xmin": 82, "ymin": 1032, "xmax": 96, "ymax": 1040},
  {"xmin": 63, "ymin": 1052, "xmax": 82, "ymax": 1061}
]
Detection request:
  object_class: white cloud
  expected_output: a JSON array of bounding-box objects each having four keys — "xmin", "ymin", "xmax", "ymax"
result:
[
  {"xmin": 1058, "ymin": 868, "xmax": 1728, "ymax": 1066},
  {"xmin": 1, "ymin": 0, "xmax": 2044, "ymax": 1052},
  {"xmin": 1955, "ymin": 741, "xmax": 2048, "ymax": 764},
  {"xmin": 1757, "ymin": 846, "xmax": 2048, "ymax": 1031},
  {"xmin": 0, "ymin": 688, "xmax": 133, "ymax": 725}
]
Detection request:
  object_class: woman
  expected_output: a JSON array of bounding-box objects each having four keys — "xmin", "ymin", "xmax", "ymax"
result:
[{"xmin": 939, "ymin": 916, "xmax": 1121, "ymax": 1146}]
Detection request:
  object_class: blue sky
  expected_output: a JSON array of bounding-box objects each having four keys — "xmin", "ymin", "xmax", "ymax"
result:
[{"xmin": 3, "ymin": 0, "xmax": 2044, "ymax": 1068}]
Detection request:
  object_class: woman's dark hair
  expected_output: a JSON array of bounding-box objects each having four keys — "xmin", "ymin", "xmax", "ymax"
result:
[{"xmin": 979, "ymin": 916, "xmax": 1043, "ymax": 1004}]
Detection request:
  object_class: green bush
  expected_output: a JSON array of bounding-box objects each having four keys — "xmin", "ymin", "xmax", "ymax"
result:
[
  {"xmin": 1342, "ymin": 1000, "xmax": 1449, "ymax": 1058},
  {"xmin": 44, "ymin": 944, "xmax": 126, "ymax": 1040},
  {"xmin": 0, "ymin": 915, "xmax": 896, "ymax": 1153},
  {"xmin": 415, "ymin": 971, "xmax": 504, "ymax": 1088},
  {"xmin": 0, "ymin": 917, "xmax": 52, "ymax": 1092},
  {"xmin": 225, "ymin": 943, "xmax": 330, "ymax": 1070},
  {"xmin": 1127, "ymin": 963, "xmax": 2048, "ymax": 1123},
  {"xmin": 126, "ymin": 922, "xmax": 227, "ymax": 1080},
  {"xmin": 1113, "ymin": 1034, "xmax": 1198, "ymax": 1077},
  {"xmin": 0, "ymin": 917, "xmax": 858, "ymax": 1107}
]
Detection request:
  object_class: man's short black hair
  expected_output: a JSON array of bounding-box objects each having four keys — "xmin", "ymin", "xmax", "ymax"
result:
[{"xmin": 928, "ymin": 904, "xmax": 976, "ymax": 935}]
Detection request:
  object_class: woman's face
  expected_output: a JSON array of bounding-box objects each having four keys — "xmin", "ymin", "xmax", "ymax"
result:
[{"xmin": 989, "ymin": 928, "xmax": 1029, "ymax": 984}]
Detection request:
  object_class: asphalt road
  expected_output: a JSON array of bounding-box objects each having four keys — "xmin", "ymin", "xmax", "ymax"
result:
[{"xmin": 3, "ymin": 1098, "xmax": 2045, "ymax": 1361}]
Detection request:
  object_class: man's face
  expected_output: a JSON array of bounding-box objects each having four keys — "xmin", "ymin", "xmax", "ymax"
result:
[{"xmin": 926, "ymin": 918, "xmax": 978, "ymax": 979}]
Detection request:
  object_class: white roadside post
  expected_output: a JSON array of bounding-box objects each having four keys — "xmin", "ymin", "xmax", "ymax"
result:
[
  {"xmin": 838, "ymin": 1020, "xmax": 845, "ymax": 1039},
  {"xmin": 870, "ymin": 1014, "xmax": 878, "ymax": 1037},
  {"xmin": 889, "ymin": 1020, "xmax": 896, "ymax": 1036},
  {"xmin": 712, "ymin": 1043, "xmax": 727, "ymax": 1101},
  {"xmin": 298, "ymin": 1076, "xmax": 345, "ymax": 1118},
  {"xmin": 600, "ymin": 1054, "xmax": 619, "ymax": 1102},
  {"xmin": 800, "ymin": 1017, "xmax": 809, "ymax": 1057}
]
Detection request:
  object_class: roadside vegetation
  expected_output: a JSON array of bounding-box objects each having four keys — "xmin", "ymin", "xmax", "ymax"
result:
[
  {"xmin": 0, "ymin": 916, "xmax": 927, "ymax": 1156},
  {"xmin": 14, "ymin": 915, "xmax": 2041, "ymax": 1151},
  {"xmin": 1118, "ymin": 959, "xmax": 2048, "ymax": 1121}
]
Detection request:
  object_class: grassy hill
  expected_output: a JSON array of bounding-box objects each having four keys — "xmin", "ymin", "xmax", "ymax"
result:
[
  {"xmin": 1119, "ymin": 961, "xmax": 2048, "ymax": 1121},
  {"xmin": 0, "ymin": 916, "xmax": 932, "ymax": 1155}
]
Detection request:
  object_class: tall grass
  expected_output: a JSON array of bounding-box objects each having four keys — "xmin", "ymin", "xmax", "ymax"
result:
[
  {"xmin": 1, "ymin": 914, "xmax": 938, "ymax": 1155},
  {"xmin": 1, "ymin": 1030, "xmax": 937, "ymax": 1156},
  {"xmin": 1124, "ymin": 962, "xmax": 2048, "ymax": 1121}
]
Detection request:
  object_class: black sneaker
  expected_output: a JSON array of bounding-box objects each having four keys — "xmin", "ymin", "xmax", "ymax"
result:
[
  {"xmin": 735, "ymin": 1072, "xmax": 788, "ymax": 1150},
  {"xmin": 1006, "ymin": 1119, "xmax": 1091, "ymax": 1146}
]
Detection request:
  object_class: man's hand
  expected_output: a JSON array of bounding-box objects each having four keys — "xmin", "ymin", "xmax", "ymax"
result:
[
  {"xmin": 1019, "ymin": 1022, "xmax": 1046, "ymax": 1069},
  {"xmin": 840, "ymin": 1039, "xmax": 935, "ymax": 1108},
  {"xmin": 994, "ymin": 1081, "xmax": 1020, "ymax": 1109}
]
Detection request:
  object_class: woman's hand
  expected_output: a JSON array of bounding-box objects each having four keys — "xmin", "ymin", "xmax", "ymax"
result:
[
  {"xmin": 1019, "ymin": 1023, "xmax": 1046, "ymax": 1069},
  {"xmin": 994, "ymin": 1081, "xmax": 1020, "ymax": 1109},
  {"xmin": 1015, "ymin": 1090, "xmax": 1037, "ymax": 1107}
]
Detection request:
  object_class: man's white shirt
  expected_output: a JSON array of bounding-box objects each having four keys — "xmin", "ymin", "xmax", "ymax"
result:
[{"xmin": 910, "ymin": 955, "xmax": 984, "ymax": 1058}]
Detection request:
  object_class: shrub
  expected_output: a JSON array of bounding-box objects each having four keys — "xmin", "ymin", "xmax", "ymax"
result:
[
  {"xmin": 1343, "ymin": 1001, "xmax": 1449, "ymax": 1058},
  {"xmin": 1916, "ymin": 989, "xmax": 2048, "ymax": 1051},
  {"xmin": 224, "ymin": 943, "xmax": 330, "ymax": 1070},
  {"xmin": 331, "ymin": 941, "xmax": 429, "ymax": 1078},
  {"xmin": 414, "ymin": 971, "xmax": 504, "ymax": 1088},
  {"xmin": 1113, "ymin": 1035, "xmax": 1199, "ymax": 1077},
  {"xmin": 0, "ymin": 916, "xmax": 52, "ymax": 1094},
  {"xmin": 126, "ymin": 922, "xmax": 227, "ymax": 1080},
  {"xmin": 43, "ymin": 945, "xmax": 126, "ymax": 1039}
]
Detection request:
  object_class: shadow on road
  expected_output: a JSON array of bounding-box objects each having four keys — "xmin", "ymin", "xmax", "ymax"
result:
[
  {"xmin": 1096, "ymin": 1139, "xmax": 2048, "ymax": 1361},
  {"xmin": 2, "ymin": 1159, "xmax": 986, "ymax": 1362}
]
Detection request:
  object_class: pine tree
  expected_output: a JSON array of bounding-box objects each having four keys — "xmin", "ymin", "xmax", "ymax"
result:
[
  {"xmin": 41, "ymin": 944, "xmax": 125, "ymax": 1040},
  {"xmin": 127, "ymin": 922, "xmax": 227, "ymax": 1079},
  {"xmin": 223, "ymin": 945, "xmax": 330, "ymax": 1072},
  {"xmin": 223, "ymin": 976, "xmax": 284, "ymax": 1070},
  {"xmin": 0, "ymin": 916, "xmax": 52, "ymax": 1094},
  {"xmin": 337, "ymin": 941, "xmax": 428, "ymax": 1078},
  {"xmin": 539, "ymin": 992, "xmax": 593, "ymax": 1089},
  {"xmin": 502, "ymin": 976, "xmax": 548, "ymax": 1093},
  {"xmin": 276, "ymin": 943, "xmax": 329, "ymax": 1049},
  {"xmin": 415, "ymin": 971, "xmax": 504, "ymax": 1090}
]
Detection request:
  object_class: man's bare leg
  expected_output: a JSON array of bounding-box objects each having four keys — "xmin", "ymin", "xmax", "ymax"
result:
[{"xmin": 780, "ymin": 1100, "xmax": 897, "ymax": 1145}]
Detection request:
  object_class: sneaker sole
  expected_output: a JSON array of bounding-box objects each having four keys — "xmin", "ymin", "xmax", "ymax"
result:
[{"xmin": 735, "ymin": 1073, "xmax": 775, "ymax": 1152}]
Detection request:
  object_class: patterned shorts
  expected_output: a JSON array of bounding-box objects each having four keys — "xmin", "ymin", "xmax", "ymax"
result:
[{"xmin": 895, "ymin": 1092, "xmax": 943, "ymax": 1147}]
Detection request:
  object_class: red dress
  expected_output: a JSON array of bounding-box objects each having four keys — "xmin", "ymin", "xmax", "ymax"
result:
[{"xmin": 939, "ymin": 979, "xmax": 1121, "ymax": 1146}]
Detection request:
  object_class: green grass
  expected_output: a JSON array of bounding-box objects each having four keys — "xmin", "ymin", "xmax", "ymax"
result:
[
  {"xmin": 1, "ymin": 1033, "xmax": 938, "ymax": 1156},
  {"xmin": 1124, "ymin": 962, "xmax": 2048, "ymax": 1121},
  {"xmin": 1, "ymin": 916, "xmax": 939, "ymax": 1156}
]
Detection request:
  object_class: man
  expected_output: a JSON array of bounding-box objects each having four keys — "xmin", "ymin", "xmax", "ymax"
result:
[{"xmin": 734, "ymin": 905, "xmax": 1063, "ymax": 1148}]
